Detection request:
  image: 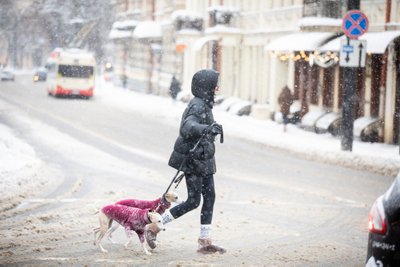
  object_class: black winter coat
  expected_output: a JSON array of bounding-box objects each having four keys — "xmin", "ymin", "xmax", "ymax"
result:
[{"xmin": 168, "ymin": 69, "xmax": 219, "ymax": 175}]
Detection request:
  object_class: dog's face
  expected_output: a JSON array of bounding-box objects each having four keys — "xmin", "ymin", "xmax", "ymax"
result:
[
  {"xmin": 148, "ymin": 210, "xmax": 165, "ymax": 231},
  {"xmin": 164, "ymin": 192, "xmax": 183, "ymax": 204}
]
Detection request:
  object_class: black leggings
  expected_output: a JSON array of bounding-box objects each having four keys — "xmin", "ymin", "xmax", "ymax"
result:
[{"xmin": 169, "ymin": 173, "xmax": 215, "ymax": 225}]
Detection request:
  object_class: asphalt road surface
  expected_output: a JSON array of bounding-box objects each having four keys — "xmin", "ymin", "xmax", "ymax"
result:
[{"xmin": 0, "ymin": 74, "xmax": 394, "ymax": 266}]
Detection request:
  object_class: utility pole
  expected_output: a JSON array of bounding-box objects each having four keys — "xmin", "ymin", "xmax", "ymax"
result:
[{"xmin": 341, "ymin": 0, "xmax": 361, "ymax": 151}]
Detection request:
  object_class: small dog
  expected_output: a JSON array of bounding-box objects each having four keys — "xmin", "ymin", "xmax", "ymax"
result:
[
  {"xmin": 93, "ymin": 205, "xmax": 164, "ymax": 255},
  {"xmin": 106, "ymin": 192, "xmax": 182, "ymax": 243}
]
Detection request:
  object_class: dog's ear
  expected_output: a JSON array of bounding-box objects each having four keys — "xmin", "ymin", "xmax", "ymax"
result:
[{"xmin": 148, "ymin": 209, "xmax": 155, "ymax": 214}]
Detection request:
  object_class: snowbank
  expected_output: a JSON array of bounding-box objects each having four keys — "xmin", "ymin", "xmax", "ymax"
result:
[{"xmin": 0, "ymin": 123, "xmax": 46, "ymax": 210}]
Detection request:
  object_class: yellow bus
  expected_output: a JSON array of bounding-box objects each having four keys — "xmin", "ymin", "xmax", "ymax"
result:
[{"xmin": 46, "ymin": 48, "xmax": 96, "ymax": 98}]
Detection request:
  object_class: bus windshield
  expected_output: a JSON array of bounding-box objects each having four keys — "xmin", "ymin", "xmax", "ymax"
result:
[{"xmin": 58, "ymin": 64, "xmax": 94, "ymax": 78}]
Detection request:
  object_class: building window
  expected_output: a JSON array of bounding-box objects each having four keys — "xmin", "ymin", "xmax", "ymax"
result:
[{"xmin": 303, "ymin": 0, "xmax": 345, "ymax": 19}]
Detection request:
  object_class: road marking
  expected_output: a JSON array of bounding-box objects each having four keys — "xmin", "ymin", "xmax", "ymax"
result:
[
  {"xmin": 223, "ymin": 198, "xmax": 365, "ymax": 208},
  {"xmin": 37, "ymin": 257, "xmax": 74, "ymax": 261},
  {"xmin": 17, "ymin": 198, "xmax": 113, "ymax": 203},
  {"xmin": 334, "ymin": 196, "xmax": 365, "ymax": 208},
  {"xmin": 1, "ymin": 94, "xmax": 165, "ymax": 163},
  {"xmin": 19, "ymin": 198, "xmax": 78, "ymax": 203}
]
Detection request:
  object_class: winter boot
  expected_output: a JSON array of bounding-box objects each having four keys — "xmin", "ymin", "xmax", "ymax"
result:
[
  {"xmin": 144, "ymin": 224, "xmax": 159, "ymax": 249},
  {"xmin": 145, "ymin": 210, "xmax": 175, "ymax": 249},
  {"xmin": 197, "ymin": 238, "xmax": 226, "ymax": 254}
]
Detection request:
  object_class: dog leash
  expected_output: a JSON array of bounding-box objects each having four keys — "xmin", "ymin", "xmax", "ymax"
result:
[
  {"xmin": 164, "ymin": 122, "xmax": 224, "ymax": 194},
  {"xmin": 164, "ymin": 131, "xmax": 207, "ymax": 194}
]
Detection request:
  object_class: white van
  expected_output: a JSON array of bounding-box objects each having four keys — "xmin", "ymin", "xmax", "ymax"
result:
[{"xmin": 46, "ymin": 48, "xmax": 96, "ymax": 98}]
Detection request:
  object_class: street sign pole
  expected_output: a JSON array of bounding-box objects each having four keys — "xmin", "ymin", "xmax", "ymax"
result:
[
  {"xmin": 341, "ymin": 0, "xmax": 366, "ymax": 152},
  {"xmin": 341, "ymin": 52, "xmax": 357, "ymax": 151}
]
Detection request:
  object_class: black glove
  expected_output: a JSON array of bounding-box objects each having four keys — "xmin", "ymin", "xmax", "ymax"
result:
[
  {"xmin": 207, "ymin": 123, "xmax": 223, "ymax": 135},
  {"xmin": 205, "ymin": 123, "xmax": 224, "ymax": 143}
]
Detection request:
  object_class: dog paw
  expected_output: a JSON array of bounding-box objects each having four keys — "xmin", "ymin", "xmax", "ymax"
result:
[{"xmin": 101, "ymin": 249, "xmax": 108, "ymax": 253}]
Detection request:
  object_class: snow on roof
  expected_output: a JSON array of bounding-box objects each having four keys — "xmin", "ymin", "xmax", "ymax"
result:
[
  {"xmin": 117, "ymin": 9, "xmax": 141, "ymax": 19},
  {"xmin": 205, "ymin": 25, "xmax": 242, "ymax": 34},
  {"xmin": 176, "ymin": 29, "xmax": 203, "ymax": 35},
  {"xmin": 171, "ymin": 9, "xmax": 203, "ymax": 20},
  {"xmin": 318, "ymin": 36, "xmax": 341, "ymax": 52},
  {"xmin": 265, "ymin": 32, "xmax": 335, "ymax": 52},
  {"xmin": 353, "ymin": 30, "xmax": 400, "ymax": 54},
  {"xmin": 133, "ymin": 21, "xmax": 162, "ymax": 40},
  {"xmin": 112, "ymin": 20, "xmax": 139, "ymax": 30},
  {"xmin": 109, "ymin": 29, "xmax": 132, "ymax": 40},
  {"xmin": 298, "ymin": 17, "xmax": 342, "ymax": 27},
  {"xmin": 59, "ymin": 48, "xmax": 95, "ymax": 60},
  {"xmin": 319, "ymin": 31, "xmax": 400, "ymax": 54}
]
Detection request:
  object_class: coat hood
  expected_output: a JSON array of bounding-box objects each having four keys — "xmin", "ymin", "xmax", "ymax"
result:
[{"xmin": 191, "ymin": 69, "xmax": 219, "ymax": 107}]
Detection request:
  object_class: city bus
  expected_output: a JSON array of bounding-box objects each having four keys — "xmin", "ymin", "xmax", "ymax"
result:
[{"xmin": 46, "ymin": 48, "xmax": 96, "ymax": 98}]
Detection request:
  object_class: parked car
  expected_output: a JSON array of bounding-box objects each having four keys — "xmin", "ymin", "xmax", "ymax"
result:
[
  {"xmin": 0, "ymin": 69, "xmax": 15, "ymax": 81},
  {"xmin": 33, "ymin": 67, "xmax": 47, "ymax": 82},
  {"xmin": 366, "ymin": 173, "xmax": 400, "ymax": 266}
]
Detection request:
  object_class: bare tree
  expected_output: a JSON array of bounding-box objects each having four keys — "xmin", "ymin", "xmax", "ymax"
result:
[{"xmin": 0, "ymin": 0, "xmax": 115, "ymax": 68}]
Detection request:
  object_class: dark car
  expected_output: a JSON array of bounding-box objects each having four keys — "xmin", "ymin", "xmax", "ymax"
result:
[
  {"xmin": 33, "ymin": 68, "xmax": 47, "ymax": 82},
  {"xmin": 366, "ymin": 173, "xmax": 400, "ymax": 266}
]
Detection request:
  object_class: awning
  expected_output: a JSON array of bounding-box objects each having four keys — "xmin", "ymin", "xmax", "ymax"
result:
[
  {"xmin": 108, "ymin": 29, "xmax": 132, "ymax": 40},
  {"xmin": 319, "ymin": 31, "xmax": 400, "ymax": 54},
  {"xmin": 112, "ymin": 20, "xmax": 139, "ymax": 31},
  {"xmin": 133, "ymin": 21, "xmax": 162, "ymax": 40},
  {"xmin": 264, "ymin": 32, "xmax": 336, "ymax": 52}
]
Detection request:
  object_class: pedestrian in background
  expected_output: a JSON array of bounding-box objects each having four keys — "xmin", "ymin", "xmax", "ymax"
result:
[
  {"xmin": 169, "ymin": 75, "xmax": 181, "ymax": 100},
  {"xmin": 278, "ymin": 85, "xmax": 294, "ymax": 132},
  {"xmin": 145, "ymin": 69, "xmax": 226, "ymax": 254}
]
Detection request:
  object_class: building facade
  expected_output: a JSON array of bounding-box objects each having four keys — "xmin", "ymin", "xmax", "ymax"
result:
[{"xmin": 110, "ymin": 0, "xmax": 400, "ymax": 144}]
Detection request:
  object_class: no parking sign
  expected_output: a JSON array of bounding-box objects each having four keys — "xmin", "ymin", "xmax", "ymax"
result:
[
  {"xmin": 342, "ymin": 10, "xmax": 369, "ymax": 39},
  {"xmin": 340, "ymin": 10, "xmax": 368, "ymax": 67}
]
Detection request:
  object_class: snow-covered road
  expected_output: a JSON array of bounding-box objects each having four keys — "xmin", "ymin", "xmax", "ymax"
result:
[
  {"xmin": 2, "ymin": 76, "xmax": 399, "ymax": 203},
  {"xmin": 0, "ymin": 74, "xmax": 399, "ymax": 266}
]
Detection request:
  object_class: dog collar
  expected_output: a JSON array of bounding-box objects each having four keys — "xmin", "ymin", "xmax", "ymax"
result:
[
  {"xmin": 160, "ymin": 196, "xmax": 171, "ymax": 208},
  {"xmin": 144, "ymin": 210, "xmax": 151, "ymax": 224}
]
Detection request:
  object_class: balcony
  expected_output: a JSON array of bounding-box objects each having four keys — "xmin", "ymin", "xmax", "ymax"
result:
[
  {"xmin": 303, "ymin": 0, "xmax": 345, "ymax": 19},
  {"xmin": 171, "ymin": 10, "xmax": 203, "ymax": 32},
  {"xmin": 208, "ymin": 5, "xmax": 239, "ymax": 28},
  {"xmin": 300, "ymin": 0, "xmax": 345, "ymax": 32}
]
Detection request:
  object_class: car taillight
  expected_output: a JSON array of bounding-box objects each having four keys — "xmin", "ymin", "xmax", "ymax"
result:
[{"xmin": 368, "ymin": 196, "xmax": 387, "ymax": 235}]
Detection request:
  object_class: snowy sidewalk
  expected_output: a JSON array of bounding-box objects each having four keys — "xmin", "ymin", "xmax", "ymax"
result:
[{"xmin": 94, "ymin": 81, "xmax": 400, "ymax": 177}]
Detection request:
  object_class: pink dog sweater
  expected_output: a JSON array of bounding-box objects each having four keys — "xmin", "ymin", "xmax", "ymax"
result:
[
  {"xmin": 115, "ymin": 196, "xmax": 171, "ymax": 214},
  {"xmin": 101, "ymin": 204, "xmax": 151, "ymax": 242}
]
